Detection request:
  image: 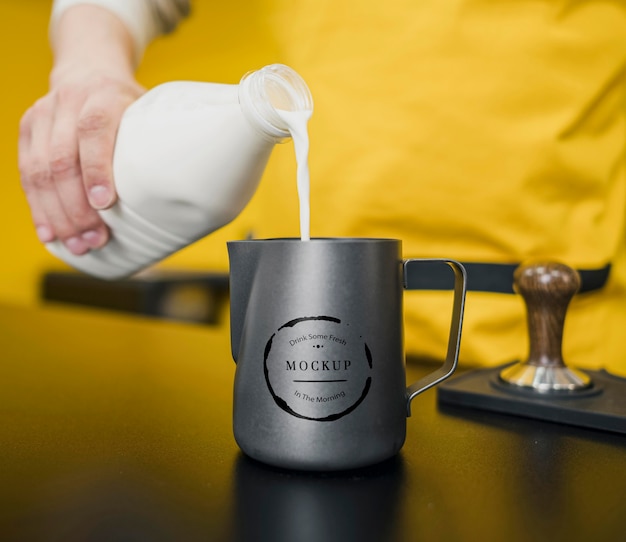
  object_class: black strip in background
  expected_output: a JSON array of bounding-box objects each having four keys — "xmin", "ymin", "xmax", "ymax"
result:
[{"xmin": 405, "ymin": 262, "xmax": 611, "ymax": 294}]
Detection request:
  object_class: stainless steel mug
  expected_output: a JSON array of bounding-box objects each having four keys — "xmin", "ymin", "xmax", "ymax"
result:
[{"xmin": 227, "ymin": 238, "xmax": 466, "ymax": 471}]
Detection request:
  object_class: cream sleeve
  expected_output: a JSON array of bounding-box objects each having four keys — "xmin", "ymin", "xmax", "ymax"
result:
[{"xmin": 50, "ymin": 0, "xmax": 191, "ymax": 61}]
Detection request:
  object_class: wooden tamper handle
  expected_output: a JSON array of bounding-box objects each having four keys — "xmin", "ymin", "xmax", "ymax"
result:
[{"xmin": 499, "ymin": 262, "xmax": 591, "ymax": 391}]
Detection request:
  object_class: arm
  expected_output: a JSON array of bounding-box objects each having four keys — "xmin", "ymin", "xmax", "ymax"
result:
[{"xmin": 18, "ymin": 1, "xmax": 189, "ymax": 255}]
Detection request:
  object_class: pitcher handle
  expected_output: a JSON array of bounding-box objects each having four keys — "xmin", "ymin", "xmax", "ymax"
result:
[{"xmin": 404, "ymin": 259, "xmax": 467, "ymax": 416}]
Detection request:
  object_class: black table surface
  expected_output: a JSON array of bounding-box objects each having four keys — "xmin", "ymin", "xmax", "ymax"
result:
[{"xmin": 2, "ymin": 303, "xmax": 626, "ymax": 542}]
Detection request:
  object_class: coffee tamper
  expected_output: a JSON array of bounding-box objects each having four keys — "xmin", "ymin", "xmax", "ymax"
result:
[
  {"xmin": 499, "ymin": 262, "xmax": 591, "ymax": 392},
  {"xmin": 438, "ymin": 261, "xmax": 626, "ymax": 432}
]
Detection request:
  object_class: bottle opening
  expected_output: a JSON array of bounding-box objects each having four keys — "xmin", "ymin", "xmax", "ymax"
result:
[
  {"xmin": 260, "ymin": 65, "xmax": 314, "ymax": 112},
  {"xmin": 240, "ymin": 64, "xmax": 314, "ymax": 139}
]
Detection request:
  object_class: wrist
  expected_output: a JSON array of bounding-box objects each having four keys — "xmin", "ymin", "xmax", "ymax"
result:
[{"xmin": 50, "ymin": 5, "xmax": 137, "ymax": 88}]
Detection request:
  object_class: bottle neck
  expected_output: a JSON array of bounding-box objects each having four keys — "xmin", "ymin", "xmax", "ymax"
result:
[{"xmin": 239, "ymin": 64, "xmax": 314, "ymax": 140}]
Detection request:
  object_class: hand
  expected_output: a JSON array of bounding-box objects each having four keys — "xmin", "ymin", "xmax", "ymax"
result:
[{"xmin": 18, "ymin": 68, "xmax": 145, "ymax": 255}]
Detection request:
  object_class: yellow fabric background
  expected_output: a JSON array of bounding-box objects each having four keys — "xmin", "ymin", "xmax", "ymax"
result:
[
  {"xmin": 228, "ymin": 0, "xmax": 626, "ymax": 372},
  {"xmin": 2, "ymin": 1, "xmax": 625, "ymax": 373}
]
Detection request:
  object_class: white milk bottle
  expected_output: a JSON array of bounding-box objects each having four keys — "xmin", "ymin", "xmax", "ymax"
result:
[{"xmin": 46, "ymin": 64, "xmax": 314, "ymax": 279}]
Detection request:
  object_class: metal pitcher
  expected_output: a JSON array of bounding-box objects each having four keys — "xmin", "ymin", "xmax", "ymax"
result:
[{"xmin": 228, "ymin": 238, "xmax": 466, "ymax": 470}]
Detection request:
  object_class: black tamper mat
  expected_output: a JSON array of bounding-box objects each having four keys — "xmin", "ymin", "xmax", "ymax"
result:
[
  {"xmin": 438, "ymin": 366, "xmax": 626, "ymax": 434},
  {"xmin": 437, "ymin": 262, "xmax": 626, "ymax": 434}
]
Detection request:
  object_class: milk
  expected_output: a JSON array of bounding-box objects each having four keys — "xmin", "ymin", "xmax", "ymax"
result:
[
  {"xmin": 277, "ymin": 109, "xmax": 313, "ymax": 241},
  {"xmin": 45, "ymin": 64, "xmax": 314, "ymax": 279}
]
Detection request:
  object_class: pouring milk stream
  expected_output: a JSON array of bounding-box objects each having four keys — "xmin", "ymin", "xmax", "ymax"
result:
[
  {"xmin": 277, "ymin": 109, "xmax": 312, "ymax": 241},
  {"xmin": 45, "ymin": 64, "xmax": 313, "ymax": 278}
]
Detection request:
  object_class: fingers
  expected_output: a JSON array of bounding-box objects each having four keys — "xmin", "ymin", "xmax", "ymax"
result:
[
  {"xmin": 51, "ymin": 88, "xmax": 110, "ymax": 250},
  {"xmin": 17, "ymin": 75, "xmax": 142, "ymax": 256},
  {"xmin": 19, "ymin": 97, "xmax": 84, "ymax": 252},
  {"xmin": 18, "ymin": 105, "xmax": 54, "ymax": 244},
  {"xmin": 77, "ymin": 92, "xmax": 122, "ymax": 211},
  {"xmin": 19, "ymin": 92, "xmax": 109, "ymax": 255}
]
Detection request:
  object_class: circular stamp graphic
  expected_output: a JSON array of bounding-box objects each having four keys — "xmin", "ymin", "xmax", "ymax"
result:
[{"xmin": 263, "ymin": 316, "xmax": 372, "ymax": 421}]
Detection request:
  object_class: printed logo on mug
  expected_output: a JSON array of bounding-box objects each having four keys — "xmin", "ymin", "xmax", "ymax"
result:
[{"xmin": 264, "ymin": 316, "xmax": 372, "ymax": 421}]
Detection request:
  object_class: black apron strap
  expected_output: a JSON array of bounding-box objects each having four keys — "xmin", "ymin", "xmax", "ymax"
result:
[{"xmin": 404, "ymin": 262, "xmax": 611, "ymax": 294}]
